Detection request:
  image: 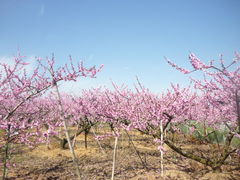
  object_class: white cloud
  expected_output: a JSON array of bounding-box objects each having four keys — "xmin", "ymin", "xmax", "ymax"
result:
[
  {"xmin": 24, "ymin": 56, "xmax": 37, "ymax": 73},
  {"xmin": 0, "ymin": 55, "xmax": 37, "ymax": 75},
  {"xmin": 58, "ymin": 77, "xmax": 113, "ymax": 95},
  {"xmin": 39, "ymin": 4, "xmax": 45, "ymax": 16},
  {"xmin": 0, "ymin": 56, "xmax": 14, "ymax": 67},
  {"xmin": 123, "ymin": 66, "xmax": 129, "ymax": 70}
]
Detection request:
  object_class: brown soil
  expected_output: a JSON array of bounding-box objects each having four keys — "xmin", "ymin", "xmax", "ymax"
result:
[{"xmin": 1, "ymin": 130, "xmax": 240, "ymax": 180}]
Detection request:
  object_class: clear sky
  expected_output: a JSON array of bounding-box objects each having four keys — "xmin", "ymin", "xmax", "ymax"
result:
[{"xmin": 0, "ymin": 0, "xmax": 239, "ymax": 94}]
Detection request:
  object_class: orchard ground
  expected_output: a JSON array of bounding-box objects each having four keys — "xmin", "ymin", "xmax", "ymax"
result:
[{"xmin": 1, "ymin": 128, "xmax": 240, "ymax": 180}]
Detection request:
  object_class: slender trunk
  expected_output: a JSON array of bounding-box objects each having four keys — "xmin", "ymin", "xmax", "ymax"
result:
[
  {"xmin": 84, "ymin": 129, "xmax": 89, "ymax": 149},
  {"xmin": 160, "ymin": 120, "xmax": 164, "ymax": 177},
  {"xmin": 72, "ymin": 125, "xmax": 80, "ymax": 148},
  {"xmin": 2, "ymin": 126, "xmax": 11, "ymax": 180},
  {"xmin": 124, "ymin": 130, "xmax": 147, "ymax": 168},
  {"xmin": 92, "ymin": 126, "xmax": 106, "ymax": 155},
  {"xmin": 111, "ymin": 136, "xmax": 118, "ymax": 180},
  {"xmin": 2, "ymin": 143, "xmax": 9, "ymax": 180},
  {"xmin": 53, "ymin": 82, "xmax": 82, "ymax": 180}
]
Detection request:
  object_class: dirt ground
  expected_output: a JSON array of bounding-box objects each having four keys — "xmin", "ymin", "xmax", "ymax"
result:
[{"xmin": 1, "ymin": 130, "xmax": 240, "ymax": 180}]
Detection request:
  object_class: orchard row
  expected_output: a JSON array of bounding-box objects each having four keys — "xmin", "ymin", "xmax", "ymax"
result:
[{"xmin": 0, "ymin": 52, "xmax": 239, "ymax": 178}]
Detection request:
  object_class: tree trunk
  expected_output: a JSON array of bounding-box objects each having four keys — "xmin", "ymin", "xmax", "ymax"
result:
[
  {"xmin": 60, "ymin": 138, "xmax": 68, "ymax": 149},
  {"xmin": 51, "ymin": 79, "xmax": 82, "ymax": 180},
  {"xmin": 84, "ymin": 128, "xmax": 90, "ymax": 149},
  {"xmin": 111, "ymin": 136, "xmax": 118, "ymax": 180},
  {"xmin": 53, "ymin": 125, "xmax": 91, "ymax": 149}
]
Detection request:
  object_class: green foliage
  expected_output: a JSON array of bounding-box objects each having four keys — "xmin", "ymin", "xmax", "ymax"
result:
[
  {"xmin": 207, "ymin": 130, "xmax": 225, "ymax": 144},
  {"xmin": 231, "ymin": 136, "xmax": 240, "ymax": 148},
  {"xmin": 176, "ymin": 121, "xmax": 233, "ymax": 145},
  {"xmin": 178, "ymin": 124, "xmax": 188, "ymax": 134}
]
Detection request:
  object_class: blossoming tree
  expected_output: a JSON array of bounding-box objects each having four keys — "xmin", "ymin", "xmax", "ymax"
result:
[{"xmin": 0, "ymin": 52, "xmax": 102, "ymax": 180}]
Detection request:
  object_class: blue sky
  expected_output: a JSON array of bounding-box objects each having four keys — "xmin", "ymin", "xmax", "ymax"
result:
[{"xmin": 0, "ymin": 0, "xmax": 239, "ymax": 94}]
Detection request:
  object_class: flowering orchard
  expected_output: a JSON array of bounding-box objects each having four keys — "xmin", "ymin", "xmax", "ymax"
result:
[
  {"xmin": 0, "ymin": 52, "xmax": 239, "ymax": 179},
  {"xmin": 0, "ymin": 53, "xmax": 103, "ymax": 179}
]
